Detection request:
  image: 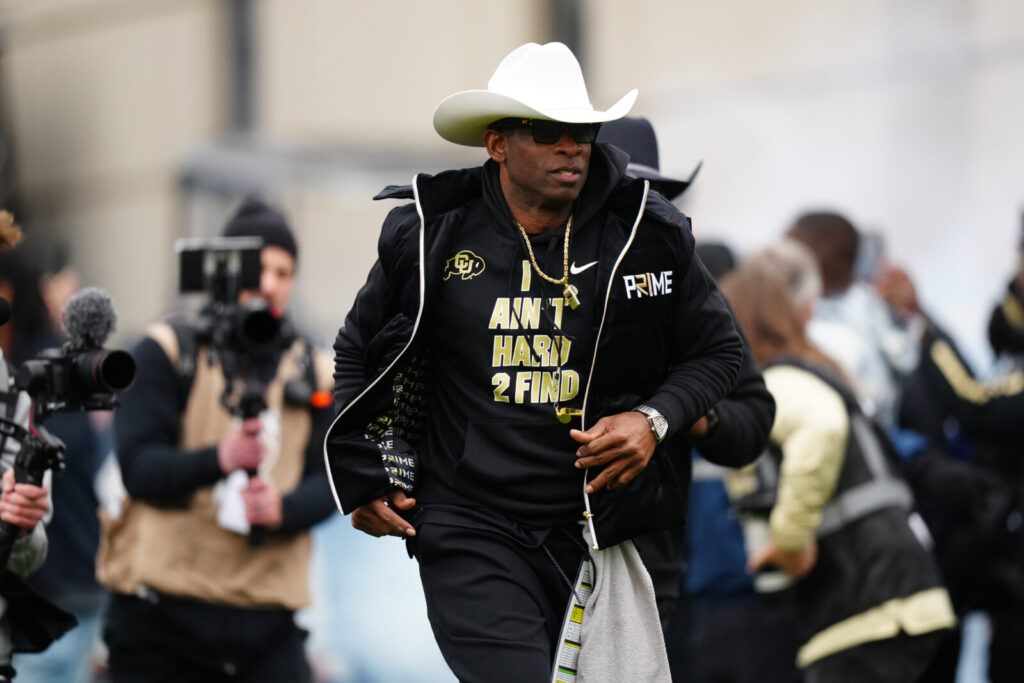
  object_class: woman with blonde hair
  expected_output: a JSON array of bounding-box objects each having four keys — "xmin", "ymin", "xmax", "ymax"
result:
[{"xmin": 719, "ymin": 241, "xmax": 955, "ymax": 682}]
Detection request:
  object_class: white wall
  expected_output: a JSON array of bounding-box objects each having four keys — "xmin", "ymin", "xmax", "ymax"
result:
[
  {"xmin": 1, "ymin": 0, "xmax": 226, "ymax": 339},
  {"xmin": 589, "ymin": 0, "xmax": 1024, "ymax": 371}
]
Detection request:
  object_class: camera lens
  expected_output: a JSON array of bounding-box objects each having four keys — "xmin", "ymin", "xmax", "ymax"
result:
[{"xmin": 77, "ymin": 349, "xmax": 137, "ymax": 393}]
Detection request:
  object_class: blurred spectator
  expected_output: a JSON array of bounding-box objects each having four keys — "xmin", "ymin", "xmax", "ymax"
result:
[
  {"xmin": 720, "ymin": 245, "xmax": 956, "ymax": 682},
  {"xmin": 0, "ymin": 238, "xmax": 51, "ymax": 366},
  {"xmin": 818, "ymin": 228, "xmax": 1024, "ymax": 680},
  {"xmin": 664, "ymin": 240, "xmax": 797, "ymax": 683},
  {"xmin": 96, "ymin": 199, "xmax": 336, "ymax": 682},
  {"xmin": 905, "ymin": 237, "xmax": 1024, "ymax": 683},
  {"xmin": 794, "ymin": 225, "xmax": 976, "ymax": 679},
  {"xmin": 38, "ymin": 248, "xmax": 81, "ymax": 336},
  {"xmin": 595, "ymin": 119, "xmax": 777, "ymax": 681},
  {"xmin": 787, "ymin": 213, "xmax": 924, "ymax": 429},
  {"xmin": 0, "ymin": 237, "xmax": 109, "ymax": 683}
]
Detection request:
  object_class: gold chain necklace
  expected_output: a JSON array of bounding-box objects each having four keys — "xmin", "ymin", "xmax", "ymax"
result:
[{"xmin": 514, "ymin": 215, "xmax": 581, "ymax": 309}]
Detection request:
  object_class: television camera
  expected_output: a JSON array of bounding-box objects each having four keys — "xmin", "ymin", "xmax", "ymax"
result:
[
  {"xmin": 0, "ymin": 287, "xmax": 136, "ymax": 564},
  {"xmin": 176, "ymin": 236, "xmax": 297, "ymax": 421}
]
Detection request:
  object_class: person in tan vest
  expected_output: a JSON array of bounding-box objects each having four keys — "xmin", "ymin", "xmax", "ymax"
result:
[{"xmin": 97, "ymin": 199, "xmax": 335, "ymax": 683}]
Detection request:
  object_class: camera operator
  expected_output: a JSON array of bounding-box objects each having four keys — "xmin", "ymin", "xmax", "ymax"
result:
[
  {"xmin": 97, "ymin": 200, "xmax": 335, "ymax": 683},
  {"xmin": 0, "ymin": 213, "xmax": 52, "ymax": 681}
]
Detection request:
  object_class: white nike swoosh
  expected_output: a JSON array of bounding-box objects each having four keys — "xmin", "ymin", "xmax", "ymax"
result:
[{"xmin": 570, "ymin": 260, "xmax": 599, "ymax": 275}]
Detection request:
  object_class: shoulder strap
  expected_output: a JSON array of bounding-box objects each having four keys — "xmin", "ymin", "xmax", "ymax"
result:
[
  {"xmin": 0, "ymin": 360, "xmax": 18, "ymax": 457},
  {"xmin": 146, "ymin": 318, "xmax": 199, "ymax": 402},
  {"xmin": 764, "ymin": 355, "xmax": 861, "ymax": 413},
  {"xmin": 296, "ymin": 337, "xmax": 317, "ymax": 395}
]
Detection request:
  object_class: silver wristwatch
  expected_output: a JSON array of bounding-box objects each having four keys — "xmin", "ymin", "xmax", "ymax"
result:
[{"xmin": 634, "ymin": 404, "xmax": 669, "ymax": 444}]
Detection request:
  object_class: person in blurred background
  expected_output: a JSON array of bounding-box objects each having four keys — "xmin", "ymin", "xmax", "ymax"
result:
[
  {"xmin": 0, "ymin": 213, "xmax": 55, "ymax": 682},
  {"xmin": 96, "ymin": 199, "xmax": 335, "ymax": 683},
  {"xmin": 791, "ymin": 218, "xmax": 1021, "ymax": 681},
  {"xmin": 719, "ymin": 244, "xmax": 956, "ymax": 683},
  {"xmin": 594, "ymin": 117, "xmax": 781, "ymax": 682},
  {"xmin": 1, "ymin": 244, "xmax": 112, "ymax": 683},
  {"xmin": 660, "ymin": 241, "xmax": 800, "ymax": 683},
  {"xmin": 901, "ymin": 231, "xmax": 1024, "ymax": 683},
  {"xmin": 786, "ymin": 212, "xmax": 924, "ymax": 430},
  {"xmin": 325, "ymin": 42, "xmax": 743, "ymax": 681}
]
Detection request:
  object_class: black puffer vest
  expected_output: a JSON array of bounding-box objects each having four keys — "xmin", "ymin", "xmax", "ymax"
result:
[{"xmin": 736, "ymin": 358, "xmax": 945, "ymax": 647}]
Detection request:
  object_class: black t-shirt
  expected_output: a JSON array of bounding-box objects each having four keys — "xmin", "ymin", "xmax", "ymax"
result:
[{"xmin": 420, "ymin": 197, "xmax": 602, "ymax": 527}]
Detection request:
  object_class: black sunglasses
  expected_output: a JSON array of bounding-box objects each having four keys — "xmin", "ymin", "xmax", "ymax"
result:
[{"xmin": 492, "ymin": 118, "xmax": 602, "ymax": 145}]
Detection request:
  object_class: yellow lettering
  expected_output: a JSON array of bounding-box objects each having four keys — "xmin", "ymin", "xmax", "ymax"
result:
[
  {"xmin": 517, "ymin": 297, "xmax": 542, "ymax": 329},
  {"xmin": 514, "ymin": 372, "xmax": 532, "ymax": 404},
  {"xmin": 492, "ymin": 373, "xmax": 510, "ymax": 402},
  {"xmin": 520, "ymin": 260, "xmax": 531, "ymax": 292},
  {"xmin": 555, "ymin": 336, "xmax": 572, "ymax": 365},
  {"xmin": 511, "ymin": 336, "xmax": 533, "ymax": 366},
  {"xmin": 529, "ymin": 371, "xmax": 544, "ymax": 403},
  {"xmin": 559, "ymin": 370, "xmax": 580, "ymax": 401},
  {"xmin": 533, "ymin": 335, "xmax": 552, "ymax": 366},
  {"xmin": 636, "ymin": 273, "xmax": 649, "ymax": 297},
  {"xmin": 488, "ymin": 298, "xmax": 510, "ymax": 329},
  {"xmin": 548, "ymin": 298, "xmax": 566, "ymax": 328},
  {"xmin": 492, "ymin": 336, "xmax": 513, "ymax": 366},
  {"xmin": 504, "ymin": 370, "xmax": 578, "ymax": 404},
  {"xmin": 538, "ymin": 371, "xmax": 560, "ymax": 403}
]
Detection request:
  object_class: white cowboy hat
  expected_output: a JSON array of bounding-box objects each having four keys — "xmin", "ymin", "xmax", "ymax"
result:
[{"xmin": 433, "ymin": 42, "xmax": 638, "ymax": 147}]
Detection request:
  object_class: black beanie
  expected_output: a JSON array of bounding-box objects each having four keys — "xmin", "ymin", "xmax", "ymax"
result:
[{"xmin": 222, "ymin": 198, "xmax": 298, "ymax": 262}]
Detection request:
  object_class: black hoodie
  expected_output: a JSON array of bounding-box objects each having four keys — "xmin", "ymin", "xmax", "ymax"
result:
[{"xmin": 325, "ymin": 143, "xmax": 743, "ymax": 548}]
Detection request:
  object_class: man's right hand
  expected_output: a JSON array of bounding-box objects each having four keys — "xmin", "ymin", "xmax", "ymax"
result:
[
  {"xmin": 218, "ymin": 417, "xmax": 264, "ymax": 474},
  {"xmin": 351, "ymin": 490, "xmax": 416, "ymax": 538},
  {"xmin": 0, "ymin": 469, "xmax": 48, "ymax": 534}
]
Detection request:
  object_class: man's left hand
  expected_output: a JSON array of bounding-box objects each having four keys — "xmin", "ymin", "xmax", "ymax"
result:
[
  {"xmin": 571, "ymin": 412, "xmax": 656, "ymax": 494},
  {"xmin": 242, "ymin": 476, "xmax": 283, "ymax": 529}
]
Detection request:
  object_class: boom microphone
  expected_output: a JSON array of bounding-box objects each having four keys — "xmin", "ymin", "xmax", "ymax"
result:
[{"xmin": 63, "ymin": 287, "xmax": 118, "ymax": 349}]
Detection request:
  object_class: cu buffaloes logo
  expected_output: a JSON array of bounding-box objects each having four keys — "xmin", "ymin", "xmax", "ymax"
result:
[{"xmin": 444, "ymin": 250, "xmax": 486, "ymax": 281}]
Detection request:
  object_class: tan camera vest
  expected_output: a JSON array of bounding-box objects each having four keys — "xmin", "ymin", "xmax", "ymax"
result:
[{"xmin": 97, "ymin": 322, "xmax": 332, "ymax": 610}]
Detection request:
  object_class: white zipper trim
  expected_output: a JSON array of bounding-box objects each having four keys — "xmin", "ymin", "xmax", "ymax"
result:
[
  {"xmin": 323, "ymin": 174, "xmax": 428, "ymax": 515},
  {"xmin": 580, "ymin": 180, "xmax": 650, "ymax": 549}
]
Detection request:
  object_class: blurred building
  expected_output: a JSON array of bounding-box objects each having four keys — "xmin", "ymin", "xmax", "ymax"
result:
[
  {"xmin": 1, "ymin": 1, "xmax": 1023, "ymax": 372},
  {"xmin": 0, "ymin": 0, "xmax": 564, "ymax": 346}
]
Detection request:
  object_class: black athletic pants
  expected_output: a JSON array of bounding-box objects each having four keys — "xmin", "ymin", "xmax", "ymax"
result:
[
  {"xmin": 104, "ymin": 592, "xmax": 311, "ymax": 683},
  {"xmin": 989, "ymin": 608, "xmax": 1024, "ymax": 683},
  {"xmin": 666, "ymin": 593, "xmax": 801, "ymax": 683},
  {"xmin": 410, "ymin": 521, "xmax": 587, "ymax": 683}
]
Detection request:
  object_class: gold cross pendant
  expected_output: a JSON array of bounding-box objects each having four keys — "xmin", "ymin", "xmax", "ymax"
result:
[{"xmin": 563, "ymin": 283, "xmax": 580, "ymax": 310}]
